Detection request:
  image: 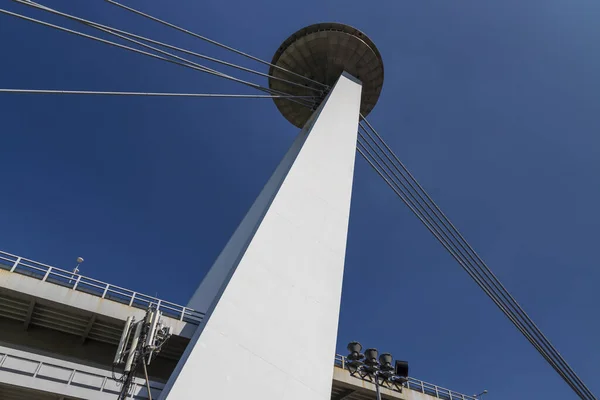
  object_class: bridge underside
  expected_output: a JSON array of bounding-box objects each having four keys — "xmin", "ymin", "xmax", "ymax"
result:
[
  {"xmin": 0, "ymin": 288, "xmax": 188, "ymax": 382},
  {"xmin": 0, "ymin": 382, "xmax": 79, "ymax": 400}
]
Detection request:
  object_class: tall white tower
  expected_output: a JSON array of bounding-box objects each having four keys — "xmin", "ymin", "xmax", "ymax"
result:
[{"xmin": 161, "ymin": 23, "xmax": 384, "ymax": 400}]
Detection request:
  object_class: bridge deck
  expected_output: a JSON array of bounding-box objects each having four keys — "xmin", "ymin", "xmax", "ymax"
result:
[{"xmin": 0, "ymin": 250, "xmax": 476, "ymax": 400}]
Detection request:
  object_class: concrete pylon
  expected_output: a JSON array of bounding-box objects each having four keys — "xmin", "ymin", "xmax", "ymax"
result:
[{"xmin": 161, "ymin": 72, "xmax": 362, "ymax": 400}]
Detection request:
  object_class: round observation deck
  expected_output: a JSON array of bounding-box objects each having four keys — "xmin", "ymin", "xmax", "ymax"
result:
[{"xmin": 268, "ymin": 23, "xmax": 384, "ymax": 128}]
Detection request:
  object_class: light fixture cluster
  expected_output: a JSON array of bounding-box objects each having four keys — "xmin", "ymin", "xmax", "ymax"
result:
[{"xmin": 346, "ymin": 341, "xmax": 409, "ymax": 391}]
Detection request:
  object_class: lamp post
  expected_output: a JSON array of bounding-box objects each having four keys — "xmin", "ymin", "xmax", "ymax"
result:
[
  {"xmin": 364, "ymin": 348, "xmax": 382, "ymax": 400},
  {"xmin": 74, "ymin": 257, "xmax": 84, "ymax": 274},
  {"xmin": 69, "ymin": 256, "xmax": 84, "ymax": 284},
  {"xmin": 474, "ymin": 389, "xmax": 488, "ymax": 398}
]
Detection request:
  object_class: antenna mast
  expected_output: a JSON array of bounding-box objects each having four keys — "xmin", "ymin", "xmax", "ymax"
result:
[{"xmin": 113, "ymin": 306, "xmax": 171, "ymax": 399}]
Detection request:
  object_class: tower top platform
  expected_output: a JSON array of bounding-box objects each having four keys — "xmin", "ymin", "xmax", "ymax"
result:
[{"xmin": 268, "ymin": 23, "xmax": 384, "ymax": 128}]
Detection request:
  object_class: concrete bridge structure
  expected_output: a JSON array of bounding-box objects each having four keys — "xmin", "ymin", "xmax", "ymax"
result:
[{"xmin": 0, "ymin": 250, "xmax": 477, "ymax": 400}]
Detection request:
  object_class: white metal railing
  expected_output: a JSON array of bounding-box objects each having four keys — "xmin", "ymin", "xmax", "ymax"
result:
[
  {"xmin": 335, "ymin": 355, "xmax": 478, "ymax": 400},
  {"xmin": 0, "ymin": 344, "xmax": 162, "ymax": 399},
  {"xmin": 0, "ymin": 249, "xmax": 204, "ymax": 325}
]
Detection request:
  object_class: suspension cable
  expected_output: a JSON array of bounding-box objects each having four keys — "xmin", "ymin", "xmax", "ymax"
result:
[
  {"xmin": 103, "ymin": 0, "xmax": 328, "ymax": 89},
  {"xmin": 0, "ymin": 89, "xmax": 314, "ymax": 98},
  {"xmin": 357, "ymin": 121, "xmax": 596, "ymax": 400},
  {"xmin": 357, "ymin": 130, "xmax": 592, "ymax": 399},
  {"xmin": 358, "ymin": 121, "xmax": 569, "ymax": 363},
  {"xmin": 355, "ymin": 137, "xmax": 590, "ymax": 400},
  {"xmin": 13, "ymin": 0, "xmax": 324, "ymax": 95},
  {"xmin": 359, "ymin": 119, "xmax": 597, "ymax": 400},
  {"xmin": 0, "ymin": 8, "xmax": 317, "ymax": 109},
  {"xmin": 10, "ymin": 1, "xmax": 317, "ymax": 107}
]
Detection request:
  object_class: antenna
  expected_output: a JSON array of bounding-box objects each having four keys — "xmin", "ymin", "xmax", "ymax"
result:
[
  {"xmin": 112, "ymin": 307, "xmax": 172, "ymax": 400},
  {"xmin": 113, "ymin": 316, "xmax": 133, "ymax": 365},
  {"xmin": 124, "ymin": 321, "xmax": 143, "ymax": 373},
  {"xmin": 145, "ymin": 308, "xmax": 160, "ymax": 349}
]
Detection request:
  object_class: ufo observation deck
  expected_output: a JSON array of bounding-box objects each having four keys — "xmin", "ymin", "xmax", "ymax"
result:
[{"xmin": 268, "ymin": 23, "xmax": 384, "ymax": 128}]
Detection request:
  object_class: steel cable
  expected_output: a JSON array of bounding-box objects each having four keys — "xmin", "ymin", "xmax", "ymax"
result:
[
  {"xmin": 14, "ymin": 0, "xmax": 324, "ymax": 96},
  {"xmin": 104, "ymin": 0, "xmax": 329, "ymax": 89},
  {"xmin": 0, "ymin": 89, "xmax": 315, "ymax": 98},
  {"xmin": 357, "ymin": 120, "xmax": 596, "ymax": 400},
  {"xmin": 355, "ymin": 136, "xmax": 590, "ymax": 399},
  {"xmin": 11, "ymin": 1, "xmax": 317, "ymax": 108},
  {"xmin": 359, "ymin": 118, "xmax": 597, "ymax": 400},
  {"xmin": 0, "ymin": 8, "xmax": 317, "ymax": 109},
  {"xmin": 358, "ymin": 121, "xmax": 576, "ymax": 373}
]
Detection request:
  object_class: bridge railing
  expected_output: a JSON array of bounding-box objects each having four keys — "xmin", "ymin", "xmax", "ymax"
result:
[
  {"xmin": 335, "ymin": 354, "xmax": 477, "ymax": 400},
  {"xmin": 0, "ymin": 344, "xmax": 162, "ymax": 399},
  {"xmin": 0, "ymin": 250, "xmax": 204, "ymax": 325}
]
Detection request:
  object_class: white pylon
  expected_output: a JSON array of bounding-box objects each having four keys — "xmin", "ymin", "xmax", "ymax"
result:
[{"xmin": 161, "ymin": 72, "xmax": 362, "ymax": 400}]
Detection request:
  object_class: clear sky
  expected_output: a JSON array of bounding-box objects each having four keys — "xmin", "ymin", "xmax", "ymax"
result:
[{"xmin": 1, "ymin": 0, "xmax": 599, "ymax": 398}]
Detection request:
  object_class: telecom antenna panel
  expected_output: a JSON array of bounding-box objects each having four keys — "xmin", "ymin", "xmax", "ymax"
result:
[{"xmin": 113, "ymin": 306, "xmax": 172, "ymax": 399}]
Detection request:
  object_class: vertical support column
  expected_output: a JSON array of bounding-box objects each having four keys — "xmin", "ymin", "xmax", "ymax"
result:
[{"xmin": 161, "ymin": 72, "xmax": 362, "ymax": 400}]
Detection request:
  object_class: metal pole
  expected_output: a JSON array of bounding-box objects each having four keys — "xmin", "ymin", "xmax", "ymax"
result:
[
  {"xmin": 118, "ymin": 370, "xmax": 134, "ymax": 400},
  {"xmin": 374, "ymin": 372, "xmax": 382, "ymax": 400},
  {"xmin": 142, "ymin": 356, "xmax": 153, "ymax": 400}
]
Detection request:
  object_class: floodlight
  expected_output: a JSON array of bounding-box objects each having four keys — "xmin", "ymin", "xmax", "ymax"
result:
[
  {"xmin": 394, "ymin": 360, "xmax": 409, "ymax": 377},
  {"xmin": 347, "ymin": 341, "xmax": 364, "ymax": 361}
]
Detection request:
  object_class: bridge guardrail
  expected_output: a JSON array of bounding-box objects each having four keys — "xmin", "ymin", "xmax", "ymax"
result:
[
  {"xmin": 0, "ymin": 345, "xmax": 162, "ymax": 399},
  {"xmin": 335, "ymin": 354, "xmax": 477, "ymax": 400},
  {"xmin": 0, "ymin": 250, "xmax": 204, "ymax": 325}
]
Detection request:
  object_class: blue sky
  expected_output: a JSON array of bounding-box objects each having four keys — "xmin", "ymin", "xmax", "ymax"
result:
[{"xmin": 1, "ymin": 0, "xmax": 599, "ymax": 398}]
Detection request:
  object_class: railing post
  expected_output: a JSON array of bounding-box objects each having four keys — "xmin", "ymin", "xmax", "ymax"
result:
[
  {"xmin": 421, "ymin": 381, "xmax": 425, "ymax": 393},
  {"xmin": 449, "ymin": 391, "xmax": 453, "ymax": 400},
  {"xmin": 129, "ymin": 292, "xmax": 136, "ymax": 307},
  {"xmin": 341, "ymin": 355, "xmax": 345, "ymax": 370},
  {"xmin": 9, "ymin": 257, "xmax": 21, "ymax": 272},
  {"xmin": 0, "ymin": 354, "xmax": 7, "ymax": 367},
  {"xmin": 72, "ymin": 276, "xmax": 81, "ymax": 290},
  {"xmin": 100, "ymin": 377, "xmax": 108, "ymax": 391},
  {"xmin": 67, "ymin": 369, "xmax": 76, "ymax": 385},
  {"xmin": 435, "ymin": 386, "xmax": 439, "ymax": 397},
  {"xmin": 42, "ymin": 267, "xmax": 52, "ymax": 282},
  {"xmin": 102, "ymin": 284, "xmax": 109, "ymax": 299},
  {"xmin": 33, "ymin": 362, "xmax": 43, "ymax": 377},
  {"xmin": 180, "ymin": 307, "xmax": 185, "ymax": 321},
  {"xmin": 156, "ymin": 299, "xmax": 162, "ymax": 311}
]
